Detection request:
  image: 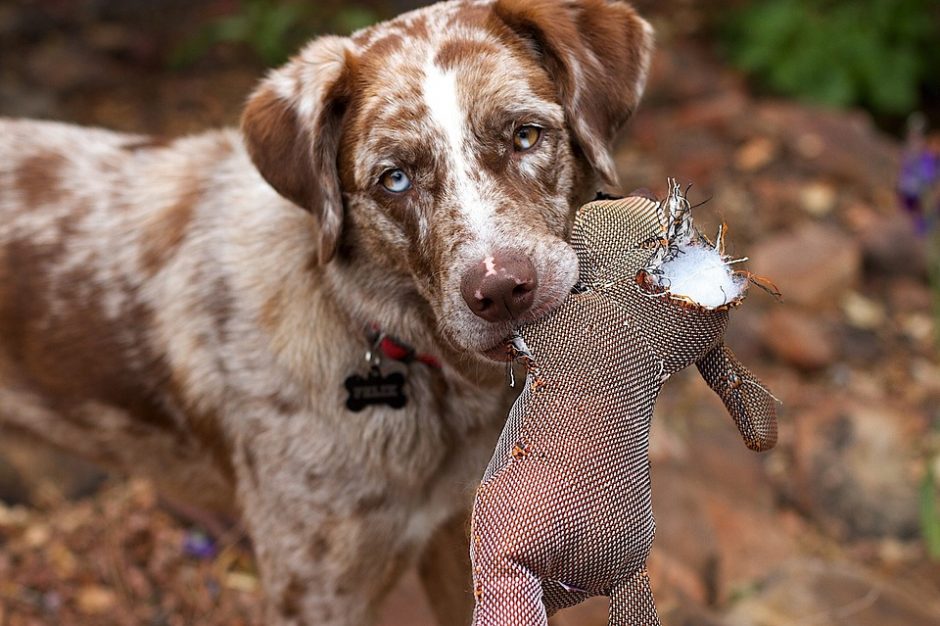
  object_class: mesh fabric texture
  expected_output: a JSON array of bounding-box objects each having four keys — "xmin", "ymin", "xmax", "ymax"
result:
[{"xmin": 470, "ymin": 194, "xmax": 778, "ymax": 626}]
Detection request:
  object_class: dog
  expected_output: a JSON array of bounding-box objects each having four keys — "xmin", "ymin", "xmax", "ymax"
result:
[{"xmin": 0, "ymin": 0, "xmax": 653, "ymax": 623}]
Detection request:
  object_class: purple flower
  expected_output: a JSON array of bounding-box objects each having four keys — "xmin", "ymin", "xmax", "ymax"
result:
[
  {"xmin": 898, "ymin": 148, "xmax": 940, "ymax": 235},
  {"xmin": 183, "ymin": 530, "xmax": 217, "ymax": 560}
]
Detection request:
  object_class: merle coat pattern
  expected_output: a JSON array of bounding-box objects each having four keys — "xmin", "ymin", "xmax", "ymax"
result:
[{"xmin": 0, "ymin": 1, "xmax": 653, "ymax": 623}]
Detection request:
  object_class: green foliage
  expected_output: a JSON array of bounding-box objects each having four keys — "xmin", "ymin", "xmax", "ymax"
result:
[
  {"xmin": 921, "ymin": 457, "xmax": 940, "ymax": 559},
  {"xmin": 172, "ymin": 0, "xmax": 379, "ymax": 68},
  {"xmin": 721, "ymin": 0, "xmax": 940, "ymax": 116}
]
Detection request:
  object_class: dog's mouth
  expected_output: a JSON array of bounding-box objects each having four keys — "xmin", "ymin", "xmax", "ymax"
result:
[
  {"xmin": 444, "ymin": 238, "xmax": 579, "ymax": 362},
  {"xmin": 481, "ymin": 339, "xmax": 514, "ymax": 362}
]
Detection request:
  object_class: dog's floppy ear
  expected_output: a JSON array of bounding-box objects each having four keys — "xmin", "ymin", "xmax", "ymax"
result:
[
  {"xmin": 241, "ymin": 36, "xmax": 353, "ymax": 265},
  {"xmin": 495, "ymin": 0, "xmax": 654, "ymax": 186}
]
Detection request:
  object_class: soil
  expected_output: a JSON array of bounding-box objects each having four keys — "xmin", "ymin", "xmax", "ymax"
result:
[{"xmin": 1, "ymin": 2, "xmax": 939, "ymax": 625}]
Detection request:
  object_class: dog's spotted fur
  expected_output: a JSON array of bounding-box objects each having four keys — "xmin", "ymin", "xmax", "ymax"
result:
[{"xmin": 0, "ymin": 1, "xmax": 652, "ymax": 623}]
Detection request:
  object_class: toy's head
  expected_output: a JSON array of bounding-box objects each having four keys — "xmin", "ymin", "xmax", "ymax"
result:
[{"xmin": 512, "ymin": 182, "xmax": 778, "ymax": 451}]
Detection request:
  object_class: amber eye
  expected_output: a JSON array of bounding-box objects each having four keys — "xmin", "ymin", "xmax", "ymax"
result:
[
  {"xmin": 513, "ymin": 125, "xmax": 542, "ymax": 151},
  {"xmin": 380, "ymin": 169, "xmax": 411, "ymax": 193}
]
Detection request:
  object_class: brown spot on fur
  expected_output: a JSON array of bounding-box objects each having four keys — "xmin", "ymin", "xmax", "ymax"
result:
[
  {"xmin": 309, "ymin": 531, "xmax": 331, "ymax": 560},
  {"xmin": 122, "ymin": 136, "xmax": 172, "ymax": 151},
  {"xmin": 353, "ymin": 491, "xmax": 388, "ymax": 515},
  {"xmin": 140, "ymin": 179, "xmax": 199, "ymax": 276},
  {"xmin": 365, "ymin": 33, "xmax": 403, "ymax": 59},
  {"xmin": 207, "ymin": 276, "xmax": 234, "ymax": 331},
  {"xmin": 259, "ymin": 291, "xmax": 283, "ymax": 333},
  {"xmin": 434, "ymin": 39, "xmax": 500, "ymax": 70},
  {"xmin": 280, "ymin": 576, "xmax": 305, "ymax": 618},
  {"xmin": 268, "ymin": 391, "xmax": 299, "ymax": 416},
  {"xmin": 14, "ymin": 152, "xmax": 67, "ymax": 207},
  {"xmin": 0, "ymin": 240, "xmax": 181, "ymax": 436},
  {"xmin": 243, "ymin": 442, "xmax": 260, "ymax": 489}
]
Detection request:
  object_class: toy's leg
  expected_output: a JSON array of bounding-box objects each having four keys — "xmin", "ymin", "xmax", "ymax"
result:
[
  {"xmin": 608, "ymin": 570, "xmax": 661, "ymax": 626},
  {"xmin": 472, "ymin": 567, "xmax": 548, "ymax": 626},
  {"xmin": 695, "ymin": 342, "xmax": 778, "ymax": 452}
]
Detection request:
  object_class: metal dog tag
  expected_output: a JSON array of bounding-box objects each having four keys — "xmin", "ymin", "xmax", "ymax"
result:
[{"xmin": 345, "ymin": 367, "xmax": 407, "ymax": 412}]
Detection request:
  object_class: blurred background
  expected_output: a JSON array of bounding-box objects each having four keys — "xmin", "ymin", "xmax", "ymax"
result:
[{"xmin": 1, "ymin": 0, "xmax": 940, "ymax": 624}]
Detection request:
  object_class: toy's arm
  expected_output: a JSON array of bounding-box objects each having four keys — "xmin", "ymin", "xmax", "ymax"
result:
[{"xmin": 696, "ymin": 342, "xmax": 778, "ymax": 452}]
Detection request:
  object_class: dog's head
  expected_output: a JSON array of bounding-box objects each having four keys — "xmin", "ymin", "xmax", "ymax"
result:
[{"xmin": 241, "ymin": 0, "xmax": 653, "ymax": 360}]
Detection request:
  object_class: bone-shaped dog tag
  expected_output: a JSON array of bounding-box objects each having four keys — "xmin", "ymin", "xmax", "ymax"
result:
[{"xmin": 344, "ymin": 367, "xmax": 407, "ymax": 412}]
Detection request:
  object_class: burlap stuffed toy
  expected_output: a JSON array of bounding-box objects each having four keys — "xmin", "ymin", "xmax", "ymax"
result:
[{"xmin": 470, "ymin": 183, "xmax": 778, "ymax": 625}]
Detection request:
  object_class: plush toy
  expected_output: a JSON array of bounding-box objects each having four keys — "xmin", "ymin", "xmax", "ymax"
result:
[{"xmin": 469, "ymin": 182, "xmax": 779, "ymax": 626}]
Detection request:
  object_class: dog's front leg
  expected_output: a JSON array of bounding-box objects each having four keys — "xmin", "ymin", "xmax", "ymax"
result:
[
  {"xmin": 418, "ymin": 508, "xmax": 475, "ymax": 625},
  {"xmin": 233, "ymin": 428, "xmax": 410, "ymax": 626}
]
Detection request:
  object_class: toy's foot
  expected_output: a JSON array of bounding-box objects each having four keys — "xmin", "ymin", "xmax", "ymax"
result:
[{"xmin": 608, "ymin": 570, "xmax": 661, "ymax": 626}]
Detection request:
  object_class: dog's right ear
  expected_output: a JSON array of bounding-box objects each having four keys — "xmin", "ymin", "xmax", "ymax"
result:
[{"xmin": 241, "ymin": 36, "xmax": 353, "ymax": 265}]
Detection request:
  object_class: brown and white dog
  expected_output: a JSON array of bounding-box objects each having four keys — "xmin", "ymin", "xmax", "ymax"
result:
[{"xmin": 0, "ymin": 0, "xmax": 652, "ymax": 623}]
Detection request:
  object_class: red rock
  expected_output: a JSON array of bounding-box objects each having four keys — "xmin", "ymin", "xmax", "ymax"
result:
[
  {"xmin": 888, "ymin": 277, "xmax": 933, "ymax": 313},
  {"xmin": 761, "ymin": 308, "xmax": 837, "ymax": 369},
  {"xmin": 791, "ymin": 397, "xmax": 920, "ymax": 539},
  {"xmin": 859, "ymin": 213, "xmax": 928, "ymax": 277},
  {"xmin": 749, "ymin": 223, "xmax": 862, "ymax": 307},
  {"xmin": 734, "ymin": 137, "xmax": 778, "ymax": 172}
]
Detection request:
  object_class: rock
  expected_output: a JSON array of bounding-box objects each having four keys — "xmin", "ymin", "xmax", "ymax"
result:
[
  {"xmin": 761, "ymin": 308, "xmax": 837, "ymax": 370},
  {"xmin": 836, "ymin": 325, "xmax": 883, "ymax": 363},
  {"xmin": 724, "ymin": 559, "xmax": 940, "ymax": 626},
  {"xmin": 859, "ymin": 213, "xmax": 928, "ymax": 277},
  {"xmin": 791, "ymin": 398, "xmax": 920, "ymax": 539},
  {"xmin": 749, "ymin": 223, "xmax": 862, "ymax": 307},
  {"xmin": 799, "ymin": 181, "xmax": 837, "ymax": 217},
  {"xmin": 647, "ymin": 392, "xmax": 797, "ymax": 607},
  {"xmin": 749, "ymin": 177, "xmax": 803, "ymax": 223},
  {"xmin": 794, "ymin": 132, "xmax": 825, "ymax": 160},
  {"xmin": 840, "ymin": 291, "xmax": 886, "ymax": 330},
  {"xmin": 734, "ymin": 137, "xmax": 778, "ymax": 172},
  {"xmin": 898, "ymin": 313, "xmax": 935, "ymax": 345},
  {"xmin": 887, "ymin": 277, "xmax": 933, "ymax": 313},
  {"xmin": 76, "ymin": 585, "xmax": 117, "ymax": 614},
  {"xmin": 754, "ymin": 103, "xmax": 900, "ymax": 189}
]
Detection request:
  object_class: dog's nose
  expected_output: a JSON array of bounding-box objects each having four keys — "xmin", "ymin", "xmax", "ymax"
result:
[{"xmin": 460, "ymin": 251, "xmax": 538, "ymax": 322}]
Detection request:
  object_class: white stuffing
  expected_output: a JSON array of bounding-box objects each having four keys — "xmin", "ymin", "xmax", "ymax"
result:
[{"xmin": 652, "ymin": 239, "xmax": 747, "ymax": 308}]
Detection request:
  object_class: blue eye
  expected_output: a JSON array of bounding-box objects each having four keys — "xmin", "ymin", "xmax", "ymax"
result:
[{"xmin": 380, "ymin": 169, "xmax": 412, "ymax": 193}]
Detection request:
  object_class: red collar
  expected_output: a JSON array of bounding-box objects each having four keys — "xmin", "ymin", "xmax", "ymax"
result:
[{"xmin": 369, "ymin": 328, "xmax": 442, "ymax": 370}]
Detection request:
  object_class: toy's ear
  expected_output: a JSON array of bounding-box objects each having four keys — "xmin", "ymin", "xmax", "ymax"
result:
[
  {"xmin": 495, "ymin": 0, "xmax": 654, "ymax": 186},
  {"xmin": 241, "ymin": 36, "xmax": 353, "ymax": 265},
  {"xmin": 696, "ymin": 343, "xmax": 778, "ymax": 452}
]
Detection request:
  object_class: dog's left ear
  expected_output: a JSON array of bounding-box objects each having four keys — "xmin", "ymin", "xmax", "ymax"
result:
[
  {"xmin": 495, "ymin": 0, "xmax": 654, "ymax": 186},
  {"xmin": 241, "ymin": 36, "xmax": 354, "ymax": 265}
]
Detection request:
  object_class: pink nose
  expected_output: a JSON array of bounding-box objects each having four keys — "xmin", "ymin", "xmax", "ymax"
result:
[{"xmin": 460, "ymin": 251, "xmax": 538, "ymax": 323}]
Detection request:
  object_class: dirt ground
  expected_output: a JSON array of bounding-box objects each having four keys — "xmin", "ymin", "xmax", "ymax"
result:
[{"xmin": 1, "ymin": 1, "xmax": 939, "ymax": 625}]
